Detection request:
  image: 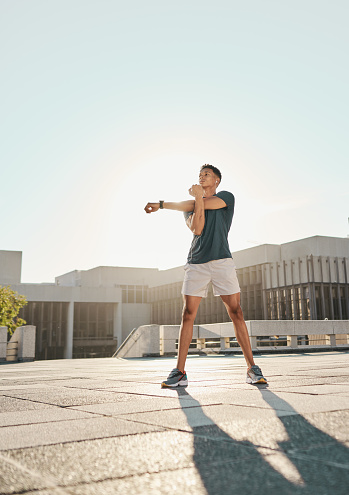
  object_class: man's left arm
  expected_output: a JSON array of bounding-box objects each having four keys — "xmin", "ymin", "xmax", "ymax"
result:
[
  {"xmin": 203, "ymin": 191, "xmax": 234, "ymax": 210},
  {"xmin": 203, "ymin": 196, "xmax": 227, "ymax": 210}
]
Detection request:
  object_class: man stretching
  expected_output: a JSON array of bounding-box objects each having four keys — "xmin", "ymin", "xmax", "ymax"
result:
[{"xmin": 144, "ymin": 164, "xmax": 267, "ymax": 387}]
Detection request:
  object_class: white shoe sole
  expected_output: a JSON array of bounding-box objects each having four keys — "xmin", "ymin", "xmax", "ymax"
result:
[
  {"xmin": 246, "ymin": 377, "xmax": 267, "ymax": 385},
  {"xmin": 161, "ymin": 379, "xmax": 188, "ymax": 388}
]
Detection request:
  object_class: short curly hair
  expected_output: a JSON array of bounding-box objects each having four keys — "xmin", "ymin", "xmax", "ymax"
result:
[{"xmin": 200, "ymin": 164, "xmax": 222, "ymax": 183}]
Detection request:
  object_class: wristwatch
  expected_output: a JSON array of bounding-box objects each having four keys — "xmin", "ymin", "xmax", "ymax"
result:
[{"xmin": 159, "ymin": 200, "xmax": 164, "ymax": 209}]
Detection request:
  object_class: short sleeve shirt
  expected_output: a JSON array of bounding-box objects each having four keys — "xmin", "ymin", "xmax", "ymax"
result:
[{"xmin": 183, "ymin": 190, "xmax": 235, "ymax": 264}]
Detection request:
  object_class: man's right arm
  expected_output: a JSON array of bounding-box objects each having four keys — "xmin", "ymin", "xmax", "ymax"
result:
[{"xmin": 144, "ymin": 200, "xmax": 195, "ymax": 214}]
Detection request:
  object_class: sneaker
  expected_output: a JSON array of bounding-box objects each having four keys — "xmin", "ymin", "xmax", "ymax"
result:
[
  {"xmin": 246, "ymin": 365, "xmax": 267, "ymax": 385},
  {"xmin": 161, "ymin": 368, "xmax": 188, "ymax": 388}
]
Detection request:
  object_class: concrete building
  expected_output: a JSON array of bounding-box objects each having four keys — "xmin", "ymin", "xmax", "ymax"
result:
[
  {"xmin": 151, "ymin": 236, "xmax": 349, "ymax": 326},
  {"xmin": 0, "ymin": 235, "xmax": 348, "ymax": 360}
]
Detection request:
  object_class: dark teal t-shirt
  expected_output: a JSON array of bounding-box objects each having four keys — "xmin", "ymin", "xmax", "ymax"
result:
[{"xmin": 183, "ymin": 190, "xmax": 235, "ymax": 264}]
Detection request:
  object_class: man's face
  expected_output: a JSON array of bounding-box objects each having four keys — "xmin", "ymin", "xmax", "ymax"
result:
[{"xmin": 199, "ymin": 168, "xmax": 219, "ymax": 187}]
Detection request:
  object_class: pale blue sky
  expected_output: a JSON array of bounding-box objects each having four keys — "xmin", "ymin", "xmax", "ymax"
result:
[{"xmin": 1, "ymin": 1, "xmax": 348, "ymax": 282}]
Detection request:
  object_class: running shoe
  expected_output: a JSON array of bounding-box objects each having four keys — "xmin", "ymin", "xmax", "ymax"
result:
[
  {"xmin": 161, "ymin": 368, "xmax": 188, "ymax": 388},
  {"xmin": 246, "ymin": 365, "xmax": 267, "ymax": 384}
]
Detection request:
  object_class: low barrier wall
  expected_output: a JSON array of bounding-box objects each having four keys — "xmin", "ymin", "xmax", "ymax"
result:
[
  {"xmin": 0, "ymin": 327, "xmax": 7, "ymax": 361},
  {"xmin": 114, "ymin": 320, "xmax": 349, "ymax": 358},
  {"xmin": 1, "ymin": 326, "xmax": 36, "ymax": 362},
  {"xmin": 113, "ymin": 325, "xmax": 160, "ymax": 358}
]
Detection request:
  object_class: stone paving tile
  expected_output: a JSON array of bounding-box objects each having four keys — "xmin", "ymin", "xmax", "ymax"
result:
[
  {"xmin": 22, "ymin": 452, "xmax": 349, "ymax": 495},
  {"xmin": 286, "ymin": 441, "xmax": 349, "ymax": 466},
  {"xmin": 70, "ymin": 397, "xmax": 206, "ymax": 416},
  {"xmin": 2, "ymin": 388, "xmax": 143, "ymax": 406},
  {"xmin": 0, "ymin": 380, "xmax": 120, "ymax": 391},
  {"xmin": 191, "ymin": 420, "xmax": 290, "ymax": 451},
  {"xmin": 121, "ymin": 403, "xmax": 297, "ymax": 433},
  {"xmin": 19, "ymin": 491, "xmax": 75, "ymax": 495},
  {"xmin": 0, "ymin": 416, "xmax": 164, "ymax": 450},
  {"xmin": 0, "ymin": 455, "xmax": 48, "ymax": 495},
  {"xmin": 285, "ymin": 455, "xmax": 349, "ymax": 495},
  {"xmin": 263, "ymin": 390, "xmax": 349, "ymax": 414},
  {"xmin": 183, "ymin": 409, "xmax": 349, "ymax": 452},
  {"xmin": 40, "ymin": 378, "xmax": 147, "ymax": 389},
  {"xmin": 262, "ymin": 376, "xmax": 349, "ymax": 388},
  {"xmin": 0, "ymin": 407, "xmax": 97, "ymax": 427},
  {"xmin": 3, "ymin": 430, "xmax": 260, "ymax": 486},
  {"xmin": 101, "ymin": 384, "xmax": 188, "ymax": 397},
  {"xmin": 289, "ymin": 368, "xmax": 349, "ymax": 377},
  {"xmin": 70, "ymin": 387, "xmax": 282, "ymax": 416},
  {"xmin": 101, "ymin": 378, "xmax": 252, "ymax": 395},
  {"xmin": 281, "ymin": 410, "xmax": 349, "ymax": 448},
  {"xmin": 0, "ymin": 383, "xmax": 57, "ymax": 392},
  {"xmin": 270, "ymin": 383, "xmax": 349, "ymax": 395},
  {"xmin": 24, "ymin": 468, "xmax": 207, "ymax": 495},
  {"xmin": 0, "ymin": 396, "xmax": 59, "ymax": 413},
  {"xmin": 224, "ymin": 412, "xmax": 345, "ymax": 452}
]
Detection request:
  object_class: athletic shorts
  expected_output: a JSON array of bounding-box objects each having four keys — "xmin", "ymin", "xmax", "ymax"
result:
[{"xmin": 181, "ymin": 258, "xmax": 241, "ymax": 298}]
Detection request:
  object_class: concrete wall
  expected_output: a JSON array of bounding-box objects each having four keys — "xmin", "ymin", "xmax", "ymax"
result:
[
  {"xmin": 56, "ymin": 266, "xmax": 160, "ymax": 288},
  {"xmin": 281, "ymin": 236, "xmax": 349, "ymax": 260},
  {"xmin": 5, "ymin": 325, "xmax": 36, "ymax": 362},
  {"xmin": 117, "ymin": 320, "xmax": 349, "ymax": 358},
  {"xmin": 121, "ymin": 303, "xmax": 152, "ymax": 342},
  {"xmin": 0, "ymin": 327, "xmax": 7, "ymax": 361},
  {"xmin": 232, "ymin": 237, "xmax": 349, "ymax": 272},
  {"xmin": 115, "ymin": 325, "xmax": 160, "ymax": 358},
  {"xmin": 0, "ymin": 251, "xmax": 22, "ymax": 285},
  {"xmin": 148, "ymin": 266, "xmax": 185, "ymax": 288},
  {"xmin": 233, "ymin": 244, "xmax": 281, "ymax": 269},
  {"xmin": 55, "ymin": 265, "xmax": 186, "ymax": 289},
  {"xmin": 11, "ymin": 283, "xmax": 122, "ymax": 303}
]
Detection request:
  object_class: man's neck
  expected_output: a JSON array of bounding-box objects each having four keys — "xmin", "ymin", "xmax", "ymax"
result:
[{"xmin": 203, "ymin": 186, "xmax": 217, "ymax": 198}]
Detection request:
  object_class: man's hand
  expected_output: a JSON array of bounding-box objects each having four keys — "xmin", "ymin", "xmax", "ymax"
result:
[
  {"xmin": 189, "ymin": 184, "xmax": 204, "ymax": 199},
  {"xmin": 144, "ymin": 202, "xmax": 160, "ymax": 214}
]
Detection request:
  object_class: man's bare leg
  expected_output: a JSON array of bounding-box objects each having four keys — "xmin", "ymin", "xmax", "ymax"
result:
[
  {"xmin": 220, "ymin": 293, "xmax": 255, "ymax": 369},
  {"xmin": 176, "ymin": 295, "xmax": 202, "ymax": 372}
]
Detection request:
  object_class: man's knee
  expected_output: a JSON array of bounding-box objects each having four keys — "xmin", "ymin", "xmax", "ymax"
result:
[
  {"xmin": 182, "ymin": 304, "xmax": 197, "ymax": 321},
  {"xmin": 228, "ymin": 303, "xmax": 244, "ymax": 320}
]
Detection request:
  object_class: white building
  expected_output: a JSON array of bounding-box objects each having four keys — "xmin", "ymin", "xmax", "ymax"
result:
[{"xmin": 0, "ymin": 250, "xmax": 183, "ymax": 359}]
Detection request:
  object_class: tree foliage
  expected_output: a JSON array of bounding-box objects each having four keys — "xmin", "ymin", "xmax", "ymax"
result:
[{"xmin": 0, "ymin": 285, "xmax": 28, "ymax": 336}]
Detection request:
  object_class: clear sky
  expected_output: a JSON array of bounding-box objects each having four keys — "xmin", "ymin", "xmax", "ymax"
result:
[{"xmin": 1, "ymin": 1, "xmax": 348, "ymax": 283}]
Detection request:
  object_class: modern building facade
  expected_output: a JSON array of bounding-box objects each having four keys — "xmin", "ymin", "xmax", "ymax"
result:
[
  {"xmin": 236, "ymin": 237, "xmax": 349, "ymax": 322},
  {"xmin": 150, "ymin": 236, "xmax": 349, "ymax": 325},
  {"xmin": 1, "ymin": 235, "xmax": 348, "ymax": 360}
]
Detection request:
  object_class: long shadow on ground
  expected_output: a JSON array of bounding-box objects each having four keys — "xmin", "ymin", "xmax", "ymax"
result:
[{"xmin": 176, "ymin": 387, "xmax": 349, "ymax": 495}]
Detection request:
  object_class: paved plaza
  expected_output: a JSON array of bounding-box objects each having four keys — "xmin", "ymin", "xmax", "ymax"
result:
[{"xmin": 0, "ymin": 351, "xmax": 349, "ymax": 494}]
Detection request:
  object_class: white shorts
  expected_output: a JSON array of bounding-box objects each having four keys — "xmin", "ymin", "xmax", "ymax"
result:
[{"xmin": 182, "ymin": 258, "xmax": 241, "ymax": 298}]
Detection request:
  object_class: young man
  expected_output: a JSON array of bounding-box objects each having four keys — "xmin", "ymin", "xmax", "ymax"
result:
[{"xmin": 144, "ymin": 164, "xmax": 267, "ymax": 387}]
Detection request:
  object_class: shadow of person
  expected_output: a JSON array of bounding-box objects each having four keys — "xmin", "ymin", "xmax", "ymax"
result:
[
  {"xmin": 175, "ymin": 387, "xmax": 306, "ymax": 495},
  {"xmin": 257, "ymin": 388, "xmax": 349, "ymax": 495}
]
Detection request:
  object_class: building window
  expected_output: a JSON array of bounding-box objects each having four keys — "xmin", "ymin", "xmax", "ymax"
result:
[
  {"xmin": 332, "ymin": 287, "xmax": 340, "ymax": 320},
  {"xmin": 19, "ymin": 302, "xmax": 68, "ymax": 360},
  {"xmin": 315, "ymin": 285, "xmax": 322, "ymax": 320},
  {"xmin": 340, "ymin": 286, "xmax": 348, "ymax": 319},
  {"xmin": 121, "ymin": 285, "xmax": 148, "ymax": 303},
  {"xmin": 323, "ymin": 285, "xmax": 330, "ymax": 319},
  {"xmin": 74, "ymin": 303, "xmax": 114, "ymax": 339},
  {"xmin": 302, "ymin": 286, "xmax": 310, "ymax": 320},
  {"xmin": 286, "ymin": 288, "xmax": 294, "ymax": 320},
  {"xmin": 294, "ymin": 287, "xmax": 302, "ymax": 320},
  {"xmin": 279, "ymin": 289, "xmax": 286, "ymax": 320}
]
